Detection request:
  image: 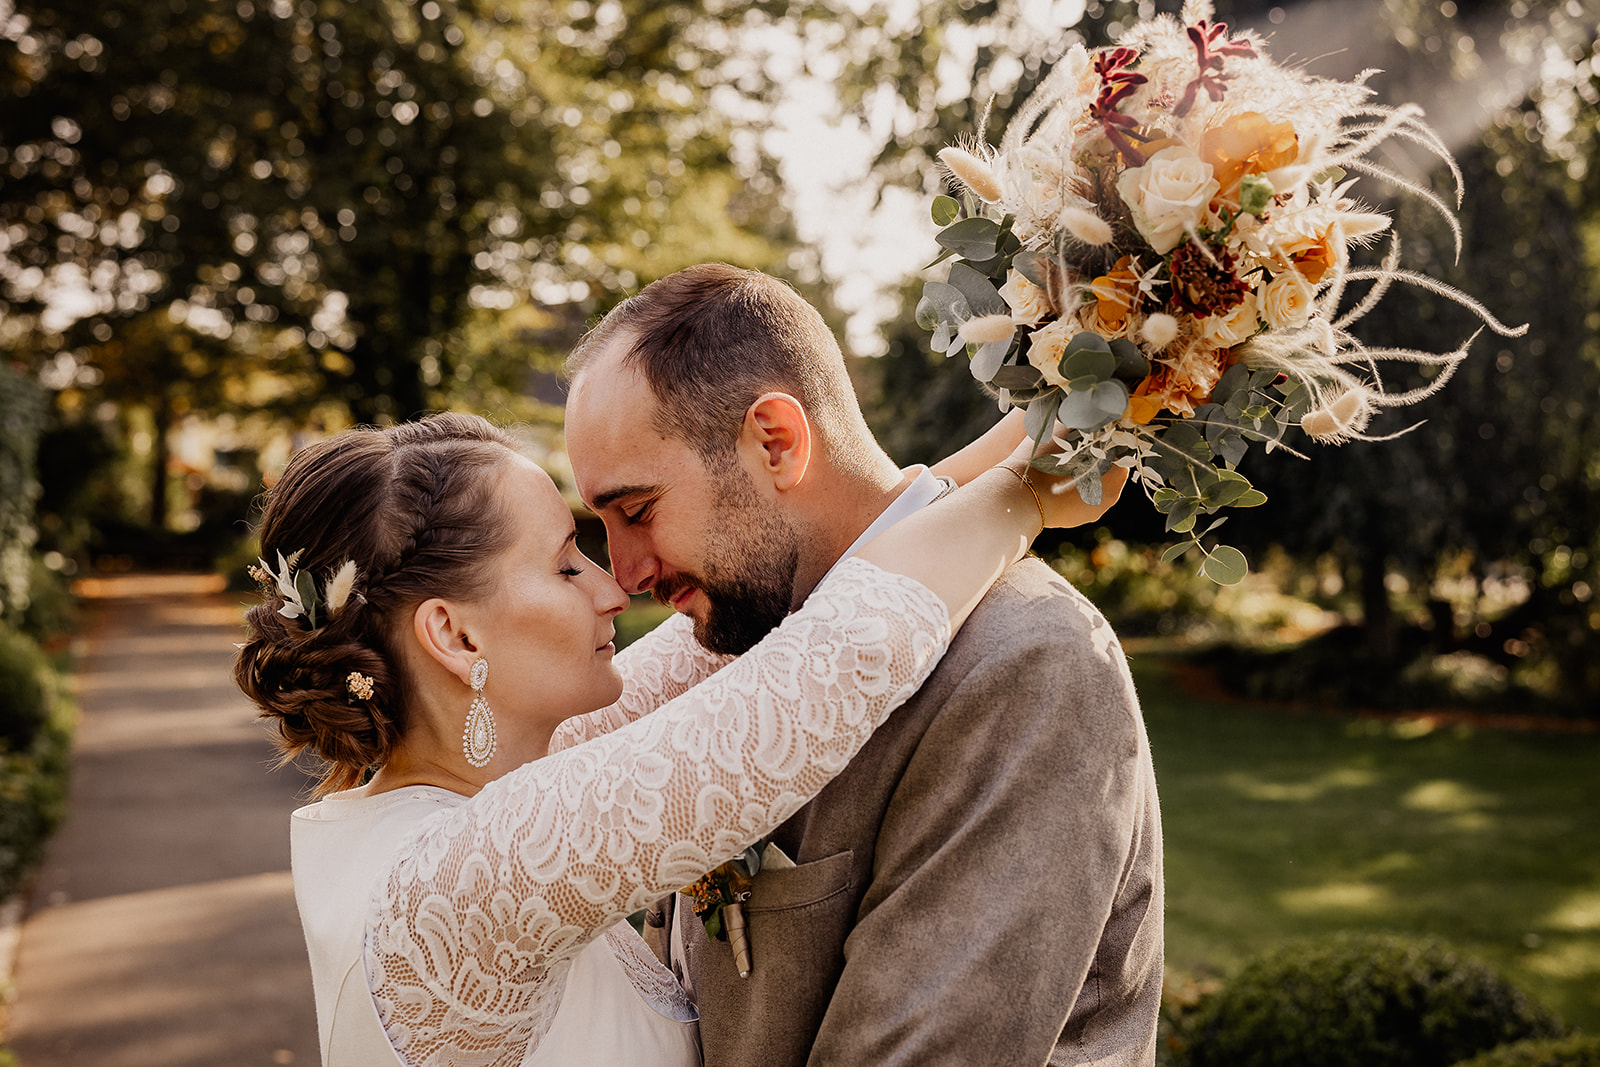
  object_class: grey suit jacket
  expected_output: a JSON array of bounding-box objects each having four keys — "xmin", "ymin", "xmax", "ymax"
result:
[{"xmin": 652, "ymin": 558, "xmax": 1164, "ymax": 1066}]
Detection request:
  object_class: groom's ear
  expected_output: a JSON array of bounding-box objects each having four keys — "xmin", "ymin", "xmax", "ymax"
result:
[{"xmin": 742, "ymin": 392, "xmax": 811, "ymax": 491}]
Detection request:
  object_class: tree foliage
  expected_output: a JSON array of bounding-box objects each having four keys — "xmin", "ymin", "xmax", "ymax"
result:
[{"xmin": 1, "ymin": 0, "xmax": 792, "ymax": 525}]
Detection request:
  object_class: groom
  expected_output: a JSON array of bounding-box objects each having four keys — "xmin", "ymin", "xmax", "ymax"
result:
[{"xmin": 563, "ymin": 263, "xmax": 1163, "ymax": 1066}]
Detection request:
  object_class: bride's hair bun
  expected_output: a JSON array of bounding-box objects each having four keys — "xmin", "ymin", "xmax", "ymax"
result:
[{"xmin": 232, "ymin": 413, "xmax": 520, "ymax": 795}]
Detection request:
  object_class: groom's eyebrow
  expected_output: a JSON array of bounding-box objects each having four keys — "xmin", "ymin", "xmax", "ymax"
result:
[{"xmin": 589, "ymin": 483, "xmax": 659, "ymax": 511}]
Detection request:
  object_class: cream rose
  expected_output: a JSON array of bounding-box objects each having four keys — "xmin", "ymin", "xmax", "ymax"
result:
[
  {"xmin": 1258, "ymin": 271, "xmax": 1316, "ymax": 328},
  {"xmin": 1025, "ymin": 318, "xmax": 1075, "ymax": 388},
  {"xmin": 1116, "ymin": 146, "xmax": 1219, "ymax": 255},
  {"xmin": 999, "ymin": 269, "xmax": 1053, "ymax": 326},
  {"xmin": 1203, "ymin": 291, "xmax": 1260, "ymax": 348}
]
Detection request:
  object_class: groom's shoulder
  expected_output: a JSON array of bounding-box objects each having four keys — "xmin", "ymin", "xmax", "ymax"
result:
[
  {"xmin": 936, "ymin": 555, "xmax": 1134, "ymax": 698},
  {"xmin": 963, "ymin": 555, "xmax": 1116, "ymax": 646}
]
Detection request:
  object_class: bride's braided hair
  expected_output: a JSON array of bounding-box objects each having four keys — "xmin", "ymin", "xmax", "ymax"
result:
[{"xmin": 232, "ymin": 413, "xmax": 520, "ymax": 795}]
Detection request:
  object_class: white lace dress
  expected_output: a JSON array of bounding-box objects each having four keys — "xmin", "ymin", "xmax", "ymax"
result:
[{"xmin": 289, "ymin": 558, "xmax": 949, "ymax": 1067}]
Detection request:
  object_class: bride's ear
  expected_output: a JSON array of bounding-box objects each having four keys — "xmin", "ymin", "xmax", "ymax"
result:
[
  {"xmin": 411, "ymin": 598, "xmax": 480, "ymax": 685},
  {"xmin": 743, "ymin": 392, "xmax": 811, "ymax": 491}
]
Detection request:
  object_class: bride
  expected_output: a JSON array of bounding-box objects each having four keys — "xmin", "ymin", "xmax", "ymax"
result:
[{"xmin": 233, "ymin": 411, "xmax": 1120, "ymax": 1066}]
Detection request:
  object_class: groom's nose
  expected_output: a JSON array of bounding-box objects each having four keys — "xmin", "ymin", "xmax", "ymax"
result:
[{"xmin": 604, "ymin": 528, "xmax": 656, "ymax": 595}]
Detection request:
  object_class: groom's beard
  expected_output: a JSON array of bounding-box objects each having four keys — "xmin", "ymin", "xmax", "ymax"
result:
[{"xmin": 654, "ymin": 468, "xmax": 801, "ymax": 655}]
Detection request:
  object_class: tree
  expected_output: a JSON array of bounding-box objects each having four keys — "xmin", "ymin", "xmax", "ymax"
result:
[{"xmin": 1, "ymin": 0, "xmax": 793, "ymax": 528}]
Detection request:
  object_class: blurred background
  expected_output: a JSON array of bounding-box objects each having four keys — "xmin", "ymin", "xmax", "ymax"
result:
[{"xmin": 0, "ymin": 0, "xmax": 1596, "ymax": 1063}]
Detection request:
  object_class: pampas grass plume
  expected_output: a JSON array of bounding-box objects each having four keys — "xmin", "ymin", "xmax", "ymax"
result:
[
  {"xmin": 1141, "ymin": 313, "xmax": 1180, "ymax": 347},
  {"xmin": 959, "ymin": 313, "xmax": 1017, "ymax": 346},
  {"xmin": 1060, "ymin": 206, "xmax": 1113, "ymax": 246},
  {"xmin": 939, "ymin": 146, "xmax": 1004, "ymax": 204},
  {"xmin": 326, "ymin": 560, "xmax": 358, "ymax": 615}
]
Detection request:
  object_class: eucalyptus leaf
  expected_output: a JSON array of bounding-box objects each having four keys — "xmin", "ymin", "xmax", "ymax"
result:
[
  {"xmin": 947, "ymin": 261, "xmax": 1009, "ymax": 316},
  {"xmin": 1234, "ymin": 489, "xmax": 1269, "ymax": 507},
  {"xmin": 1109, "ymin": 338, "xmax": 1149, "ymax": 382},
  {"xmin": 1058, "ymin": 387, "xmax": 1114, "ymax": 430},
  {"xmin": 935, "ymin": 216, "xmax": 1003, "ymax": 261},
  {"xmin": 1167, "ymin": 502, "xmax": 1199, "ymax": 534},
  {"xmin": 1201, "ymin": 475, "xmax": 1254, "ymax": 508},
  {"xmin": 1013, "ymin": 250, "xmax": 1049, "ymax": 288},
  {"xmin": 1199, "ymin": 545, "xmax": 1248, "ymax": 585},
  {"xmin": 1023, "ymin": 392, "xmax": 1062, "ymax": 442},
  {"xmin": 1062, "ymin": 345, "xmax": 1118, "ymax": 384},
  {"xmin": 971, "ymin": 339, "xmax": 1010, "ymax": 382},
  {"xmin": 991, "ymin": 364, "xmax": 1044, "ymax": 390},
  {"xmin": 931, "ymin": 194, "xmax": 960, "ymax": 227},
  {"xmin": 1211, "ymin": 361, "xmax": 1250, "ymax": 405},
  {"xmin": 914, "ymin": 292, "xmax": 940, "ymax": 331},
  {"xmin": 1090, "ymin": 378, "xmax": 1130, "ymax": 418},
  {"xmin": 1152, "ymin": 487, "xmax": 1181, "ymax": 510},
  {"xmin": 1160, "ymin": 540, "xmax": 1198, "ymax": 565},
  {"xmin": 920, "ymin": 281, "xmax": 970, "ymax": 324},
  {"xmin": 1215, "ymin": 427, "xmax": 1250, "ymax": 468},
  {"xmin": 931, "ymin": 323, "xmax": 955, "ymax": 354}
]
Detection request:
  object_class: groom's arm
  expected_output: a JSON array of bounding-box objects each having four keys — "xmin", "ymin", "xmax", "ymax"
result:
[{"xmin": 807, "ymin": 589, "xmax": 1163, "ymax": 1065}]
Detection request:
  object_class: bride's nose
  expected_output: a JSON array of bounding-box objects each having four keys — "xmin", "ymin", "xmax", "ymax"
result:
[{"xmin": 592, "ymin": 569, "xmax": 629, "ymax": 618}]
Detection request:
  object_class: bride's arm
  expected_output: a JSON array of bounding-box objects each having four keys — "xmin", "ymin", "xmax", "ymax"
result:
[
  {"xmin": 365, "ymin": 465, "xmax": 1094, "ymax": 1065},
  {"xmin": 548, "ymin": 613, "xmax": 732, "ymax": 752},
  {"xmin": 930, "ymin": 409, "xmax": 1025, "ymax": 486}
]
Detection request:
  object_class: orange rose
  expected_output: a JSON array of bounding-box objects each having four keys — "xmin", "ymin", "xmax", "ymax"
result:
[
  {"xmin": 1090, "ymin": 255, "xmax": 1140, "ymax": 331},
  {"xmin": 1201, "ymin": 112, "xmax": 1298, "ymax": 196},
  {"xmin": 1278, "ymin": 224, "xmax": 1345, "ymax": 283},
  {"xmin": 1127, "ymin": 374, "xmax": 1166, "ymax": 424}
]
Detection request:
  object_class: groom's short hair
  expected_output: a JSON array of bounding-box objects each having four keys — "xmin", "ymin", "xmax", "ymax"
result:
[{"xmin": 565, "ymin": 263, "xmax": 862, "ymax": 464}]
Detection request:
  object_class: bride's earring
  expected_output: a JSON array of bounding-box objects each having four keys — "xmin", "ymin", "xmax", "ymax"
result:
[{"xmin": 463, "ymin": 656, "xmax": 497, "ymax": 768}]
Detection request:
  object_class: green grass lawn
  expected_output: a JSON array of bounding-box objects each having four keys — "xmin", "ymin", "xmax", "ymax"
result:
[{"xmin": 1134, "ymin": 654, "xmax": 1600, "ymax": 1030}]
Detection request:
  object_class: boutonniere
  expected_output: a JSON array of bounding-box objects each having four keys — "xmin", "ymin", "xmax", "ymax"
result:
[{"xmin": 681, "ymin": 841, "xmax": 794, "ymax": 979}]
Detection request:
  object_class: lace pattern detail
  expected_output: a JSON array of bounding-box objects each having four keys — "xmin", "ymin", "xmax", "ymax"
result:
[
  {"xmin": 365, "ymin": 558, "xmax": 949, "ymax": 1066},
  {"xmin": 549, "ymin": 613, "xmax": 734, "ymax": 753},
  {"xmin": 603, "ymin": 923, "xmax": 697, "ymax": 1023}
]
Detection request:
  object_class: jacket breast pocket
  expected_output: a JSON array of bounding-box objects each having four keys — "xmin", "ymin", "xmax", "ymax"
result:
[{"xmin": 687, "ymin": 849, "xmax": 859, "ymax": 1062}]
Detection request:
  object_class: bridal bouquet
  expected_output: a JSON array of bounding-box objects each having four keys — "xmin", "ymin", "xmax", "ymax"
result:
[{"xmin": 919, "ymin": 0, "xmax": 1524, "ymax": 582}]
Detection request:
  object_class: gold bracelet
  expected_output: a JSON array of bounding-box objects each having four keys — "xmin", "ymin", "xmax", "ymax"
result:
[{"xmin": 994, "ymin": 464, "xmax": 1045, "ymax": 530}]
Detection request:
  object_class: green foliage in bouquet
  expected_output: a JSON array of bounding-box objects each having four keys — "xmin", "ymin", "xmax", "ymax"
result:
[{"xmin": 1172, "ymin": 934, "xmax": 1563, "ymax": 1067}]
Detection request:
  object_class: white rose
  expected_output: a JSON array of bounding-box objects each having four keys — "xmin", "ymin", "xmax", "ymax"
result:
[
  {"xmin": 999, "ymin": 269, "xmax": 1053, "ymax": 327},
  {"xmin": 1203, "ymin": 291, "xmax": 1260, "ymax": 348},
  {"xmin": 1258, "ymin": 272, "xmax": 1316, "ymax": 329},
  {"xmin": 1025, "ymin": 318, "xmax": 1075, "ymax": 388},
  {"xmin": 1116, "ymin": 146, "xmax": 1219, "ymax": 255}
]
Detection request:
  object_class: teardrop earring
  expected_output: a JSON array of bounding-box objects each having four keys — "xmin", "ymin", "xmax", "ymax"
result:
[{"xmin": 463, "ymin": 655, "xmax": 497, "ymax": 768}]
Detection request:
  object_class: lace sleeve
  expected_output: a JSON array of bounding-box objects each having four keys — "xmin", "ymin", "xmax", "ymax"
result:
[
  {"xmin": 366, "ymin": 558, "xmax": 950, "ymax": 1066},
  {"xmin": 548, "ymin": 612, "xmax": 734, "ymax": 753}
]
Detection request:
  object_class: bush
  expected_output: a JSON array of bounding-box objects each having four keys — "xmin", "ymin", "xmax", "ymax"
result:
[
  {"xmin": 1453, "ymin": 1036, "xmax": 1600, "ymax": 1067},
  {"xmin": 1174, "ymin": 934, "xmax": 1563, "ymax": 1067},
  {"xmin": 0, "ymin": 625, "xmax": 54, "ymax": 752},
  {"xmin": 0, "ymin": 624, "xmax": 74, "ymax": 900}
]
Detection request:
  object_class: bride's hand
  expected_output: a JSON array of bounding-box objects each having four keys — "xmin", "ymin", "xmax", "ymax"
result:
[{"xmin": 1001, "ymin": 438, "xmax": 1128, "ymax": 529}]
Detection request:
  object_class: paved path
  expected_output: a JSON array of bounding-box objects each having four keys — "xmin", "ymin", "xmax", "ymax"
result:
[{"xmin": 7, "ymin": 574, "xmax": 320, "ymax": 1067}]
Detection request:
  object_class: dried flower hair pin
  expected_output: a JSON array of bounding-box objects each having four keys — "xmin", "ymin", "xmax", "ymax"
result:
[
  {"xmin": 250, "ymin": 551, "xmax": 361, "ymax": 629},
  {"xmin": 346, "ymin": 672, "xmax": 375, "ymax": 701}
]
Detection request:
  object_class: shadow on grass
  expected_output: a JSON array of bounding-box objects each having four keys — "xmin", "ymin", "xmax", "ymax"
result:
[{"xmin": 1133, "ymin": 654, "xmax": 1600, "ymax": 1030}]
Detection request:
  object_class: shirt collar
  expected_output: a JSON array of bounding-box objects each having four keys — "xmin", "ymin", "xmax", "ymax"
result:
[{"xmin": 817, "ymin": 465, "xmax": 952, "ymax": 588}]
